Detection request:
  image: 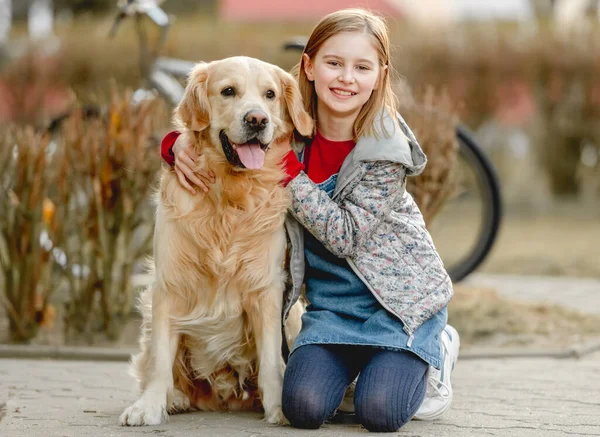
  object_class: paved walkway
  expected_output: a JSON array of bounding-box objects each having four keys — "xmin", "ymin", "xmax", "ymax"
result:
[
  {"xmin": 1, "ymin": 274, "xmax": 600, "ymax": 436},
  {"xmin": 1, "ymin": 351, "xmax": 599, "ymax": 437}
]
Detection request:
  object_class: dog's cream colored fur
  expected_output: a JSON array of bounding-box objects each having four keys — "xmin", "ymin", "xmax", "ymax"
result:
[{"xmin": 119, "ymin": 57, "xmax": 312, "ymax": 426}]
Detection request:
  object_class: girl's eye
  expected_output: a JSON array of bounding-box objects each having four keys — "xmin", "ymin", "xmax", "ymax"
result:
[
  {"xmin": 328, "ymin": 61, "xmax": 341, "ymax": 67},
  {"xmin": 266, "ymin": 90, "xmax": 275, "ymax": 100},
  {"xmin": 357, "ymin": 65, "xmax": 370, "ymax": 71},
  {"xmin": 221, "ymin": 87, "xmax": 236, "ymax": 97}
]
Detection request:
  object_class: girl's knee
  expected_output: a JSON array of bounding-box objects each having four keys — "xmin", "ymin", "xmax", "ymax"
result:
[
  {"xmin": 281, "ymin": 344, "xmax": 355, "ymax": 429},
  {"xmin": 354, "ymin": 350, "xmax": 428, "ymax": 431},
  {"xmin": 282, "ymin": 385, "xmax": 333, "ymax": 429},
  {"xmin": 354, "ymin": 375, "xmax": 426, "ymax": 432},
  {"xmin": 355, "ymin": 394, "xmax": 410, "ymax": 432}
]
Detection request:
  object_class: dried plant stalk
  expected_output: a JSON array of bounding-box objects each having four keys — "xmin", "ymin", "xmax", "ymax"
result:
[
  {"xmin": 1, "ymin": 86, "xmax": 168, "ymax": 344},
  {"xmin": 399, "ymin": 87, "xmax": 459, "ymax": 224},
  {"xmin": 53, "ymin": 89, "xmax": 166, "ymax": 342},
  {"xmin": 0, "ymin": 127, "xmax": 62, "ymax": 343}
]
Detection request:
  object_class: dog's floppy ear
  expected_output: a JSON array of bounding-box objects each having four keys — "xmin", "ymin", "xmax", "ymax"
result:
[
  {"xmin": 279, "ymin": 70, "xmax": 314, "ymax": 137},
  {"xmin": 176, "ymin": 62, "xmax": 210, "ymax": 132}
]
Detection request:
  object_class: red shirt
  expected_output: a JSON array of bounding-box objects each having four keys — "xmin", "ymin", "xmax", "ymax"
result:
[
  {"xmin": 160, "ymin": 130, "xmax": 355, "ymax": 186},
  {"xmin": 303, "ymin": 130, "xmax": 355, "ymax": 183}
]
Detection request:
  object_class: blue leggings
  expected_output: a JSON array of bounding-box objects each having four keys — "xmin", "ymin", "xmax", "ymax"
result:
[{"xmin": 282, "ymin": 344, "xmax": 428, "ymax": 432}]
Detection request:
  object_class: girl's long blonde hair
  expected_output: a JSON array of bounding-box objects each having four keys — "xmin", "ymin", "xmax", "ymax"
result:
[{"xmin": 293, "ymin": 8, "xmax": 398, "ymax": 141}]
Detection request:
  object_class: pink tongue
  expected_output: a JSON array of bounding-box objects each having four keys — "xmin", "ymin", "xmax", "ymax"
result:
[{"xmin": 236, "ymin": 143, "xmax": 265, "ymax": 169}]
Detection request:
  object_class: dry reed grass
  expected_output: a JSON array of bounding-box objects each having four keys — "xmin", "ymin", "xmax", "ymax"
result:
[
  {"xmin": 0, "ymin": 84, "xmax": 169, "ymax": 343},
  {"xmin": 0, "ymin": 127, "xmax": 59, "ymax": 343},
  {"xmin": 399, "ymin": 86, "xmax": 459, "ymax": 224},
  {"xmin": 51, "ymin": 89, "xmax": 168, "ymax": 342}
]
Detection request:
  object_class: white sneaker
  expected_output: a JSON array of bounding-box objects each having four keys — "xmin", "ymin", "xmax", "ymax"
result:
[
  {"xmin": 414, "ymin": 324, "xmax": 460, "ymax": 421},
  {"xmin": 337, "ymin": 380, "xmax": 356, "ymax": 413}
]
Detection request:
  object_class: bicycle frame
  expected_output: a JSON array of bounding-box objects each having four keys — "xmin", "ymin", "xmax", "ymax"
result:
[
  {"xmin": 149, "ymin": 58, "xmax": 194, "ymax": 105},
  {"xmin": 111, "ymin": 0, "xmax": 194, "ymax": 106}
]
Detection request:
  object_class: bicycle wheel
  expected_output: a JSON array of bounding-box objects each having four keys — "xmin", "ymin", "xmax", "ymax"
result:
[{"xmin": 428, "ymin": 125, "xmax": 503, "ymax": 282}]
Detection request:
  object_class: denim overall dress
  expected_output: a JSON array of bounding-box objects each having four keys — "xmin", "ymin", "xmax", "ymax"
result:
[{"xmin": 290, "ymin": 172, "xmax": 447, "ymax": 369}]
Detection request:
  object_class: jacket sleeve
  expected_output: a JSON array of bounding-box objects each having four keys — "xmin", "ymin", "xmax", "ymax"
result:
[
  {"xmin": 281, "ymin": 150, "xmax": 305, "ymax": 187},
  {"xmin": 288, "ymin": 161, "xmax": 407, "ymax": 257},
  {"xmin": 161, "ymin": 130, "xmax": 180, "ymax": 166}
]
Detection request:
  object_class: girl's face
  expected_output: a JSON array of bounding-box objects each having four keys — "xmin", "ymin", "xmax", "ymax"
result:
[{"xmin": 303, "ymin": 31, "xmax": 385, "ymax": 121}]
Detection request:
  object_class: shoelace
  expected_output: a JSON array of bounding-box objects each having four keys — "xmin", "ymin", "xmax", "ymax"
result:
[{"xmin": 427, "ymin": 376, "xmax": 451, "ymax": 399}]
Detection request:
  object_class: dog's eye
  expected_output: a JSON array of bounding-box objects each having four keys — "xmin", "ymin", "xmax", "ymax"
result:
[
  {"xmin": 266, "ymin": 90, "xmax": 276, "ymax": 100},
  {"xmin": 221, "ymin": 87, "xmax": 236, "ymax": 97}
]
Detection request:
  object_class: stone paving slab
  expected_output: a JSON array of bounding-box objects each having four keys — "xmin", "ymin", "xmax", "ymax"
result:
[{"xmin": 1, "ymin": 352, "xmax": 599, "ymax": 437}]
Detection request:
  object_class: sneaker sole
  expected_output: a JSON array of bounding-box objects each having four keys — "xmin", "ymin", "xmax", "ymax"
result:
[
  {"xmin": 414, "ymin": 326, "xmax": 460, "ymax": 421},
  {"xmin": 413, "ymin": 390, "xmax": 453, "ymax": 421}
]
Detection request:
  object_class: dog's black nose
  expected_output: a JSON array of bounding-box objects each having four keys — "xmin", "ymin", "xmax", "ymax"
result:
[{"xmin": 244, "ymin": 110, "xmax": 269, "ymax": 131}]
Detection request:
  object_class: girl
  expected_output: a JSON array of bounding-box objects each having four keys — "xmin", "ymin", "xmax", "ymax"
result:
[{"xmin": 161, "ymin": 9, "xmax": 459, "ymax": 432}]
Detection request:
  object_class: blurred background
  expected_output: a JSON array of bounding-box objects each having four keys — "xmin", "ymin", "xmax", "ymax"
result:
[{"xmin": 0, "ymin": 0, "xmax": 599, "ymax": 352}]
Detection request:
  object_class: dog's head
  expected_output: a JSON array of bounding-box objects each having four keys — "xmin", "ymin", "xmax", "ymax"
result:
[{"xmin": 176, "ymin": 56, "xmax": 313, "ymax": 170}]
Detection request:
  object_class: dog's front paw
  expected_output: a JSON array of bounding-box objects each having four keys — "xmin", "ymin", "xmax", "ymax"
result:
[
  {"xmin": 119, "ymin": 398, "xmax": 168, "ymax": 426},
  {"xmin": 264, "ymin": 405, "xmax": 288, "ymax": 425}
]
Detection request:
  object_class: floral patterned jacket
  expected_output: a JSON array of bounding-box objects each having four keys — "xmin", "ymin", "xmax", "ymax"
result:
[{"xmin": 282, "ymin": 110, "xmax": 453, "ymax": 339}]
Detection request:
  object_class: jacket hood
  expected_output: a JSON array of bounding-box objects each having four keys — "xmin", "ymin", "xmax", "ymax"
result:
[{"xmin": 351, "ymin": 109, "xmax": 427, "ymax": 176}]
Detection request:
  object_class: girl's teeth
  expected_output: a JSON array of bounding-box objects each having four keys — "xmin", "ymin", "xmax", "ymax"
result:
[{"xmin": 333, "ymin": 89, "xmax": 353, "ymax": 96}]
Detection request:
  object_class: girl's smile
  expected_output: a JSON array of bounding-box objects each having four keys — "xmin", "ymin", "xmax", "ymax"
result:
[{"xmin": 330, "ymin": 87, "xmax": 357, "ymax": 98}]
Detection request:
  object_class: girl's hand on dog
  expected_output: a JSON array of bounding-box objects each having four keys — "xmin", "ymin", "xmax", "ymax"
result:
[{"xmin": 173, "ymin": 131, "xmax": 216, "ymax": 195}]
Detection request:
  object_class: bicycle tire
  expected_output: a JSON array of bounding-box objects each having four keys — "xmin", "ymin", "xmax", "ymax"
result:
[
  {"xmin": 446, "ymin": 125, "xmax": 503, "ymax": 282},
  {"xmin": 282, "ymin": 37, "xmax": 308, "ymax": 52}
]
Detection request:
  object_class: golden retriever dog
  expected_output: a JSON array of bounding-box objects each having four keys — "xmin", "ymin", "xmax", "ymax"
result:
[{"xmin": 119, "ymin": 56, "xmax": 313, "ymax": 426}]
